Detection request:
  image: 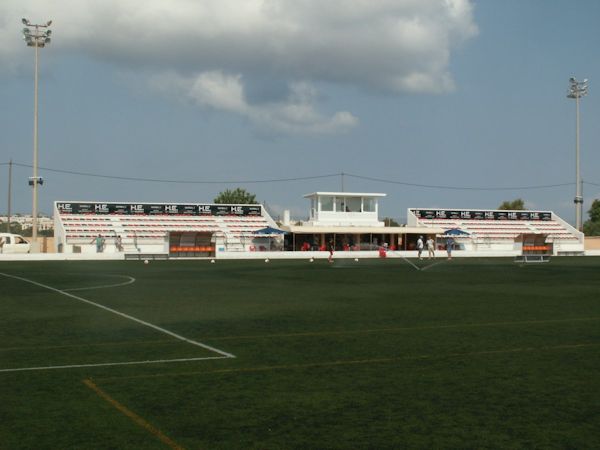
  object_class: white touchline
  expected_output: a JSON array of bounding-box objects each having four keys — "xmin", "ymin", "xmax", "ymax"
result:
[
  {"xmin": 0, "ymin": 356, "xmax": 229, "ymax": 373},
  {"xmin": 0, "ymin": 272, "xmax": 235, "ymax": 359},
  {"xmin": 63, "ymin": 275, "xmax": 137, "ymax": 292}
]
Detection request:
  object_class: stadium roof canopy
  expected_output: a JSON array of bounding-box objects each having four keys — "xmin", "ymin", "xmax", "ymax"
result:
[
  {"xmin": 282, "ymin": 225, "xmax": 444, "ymax": 235},
  {"xmin": 303, "ymin": 192, "xmax": 387, "ymax": 198}
]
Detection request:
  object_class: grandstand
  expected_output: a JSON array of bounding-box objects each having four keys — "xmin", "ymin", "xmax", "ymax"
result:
[
  {"xmin": 53, "ymin": 201, "xmax": 279, "ymax": 257},
  {"xmin": 52, "ymin": 201, "xmax": 585, "ymax": 259},
  {"xmin": 408, "ymin": 208, "xmax": 584, "ymax": 255}
]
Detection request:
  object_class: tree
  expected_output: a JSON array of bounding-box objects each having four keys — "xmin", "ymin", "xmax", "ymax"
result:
[
  {"xmin": 39, "ymin": 228, "xmax": 54, "ymax": 237},
  {"xmin": 2, "ymin": 221, "xmax": 23, "ymax": 235},
  {"xmin": 214, "ymin": 188, "xmax": 257, "ymax": 204},
  {"xmin": 583, "ymin": 199, "xmax": 600, "ymax": 236},
  {"xmin": 498, "ymin": 199, "xmax": 525, "ymax": 210}
]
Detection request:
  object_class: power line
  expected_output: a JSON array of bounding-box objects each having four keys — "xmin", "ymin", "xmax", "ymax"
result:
[
  {"xmin": 2, "ymin": 160, "xmax": 598, "ymax": 191},
  {"xmin": 6, "ymin": 162, "xmax": 339, "ymax": 184},
  {"xmin": 345, "ymin": 173, "xmax": 575, "ymax": 191}
]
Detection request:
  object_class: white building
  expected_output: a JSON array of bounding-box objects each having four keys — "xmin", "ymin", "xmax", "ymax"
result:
[
  {"xmin": 0, "ymin": 215, "xmax": 53, "ymax": 231},
  {"xmin": 303, "ymin": 192, "xmax": 386, "ymax": 227},
  {"xmin": 281, "ymin": 192, "xmax": 442, "ymax": 251}
]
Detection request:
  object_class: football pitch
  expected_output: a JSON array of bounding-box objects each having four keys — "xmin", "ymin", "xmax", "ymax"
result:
[{"xmin": 1, "ymin": 257, "xmax": 599, "ymax": 449}]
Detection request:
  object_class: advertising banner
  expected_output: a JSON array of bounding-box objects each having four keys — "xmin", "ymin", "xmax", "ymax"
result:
[
  {"xmin": 411, "ymin": 209, "xmax": 552, "ymax": 221},
  {"xmin": 56, "ymin": 202, "xmax": 262, "ymax": 217}
]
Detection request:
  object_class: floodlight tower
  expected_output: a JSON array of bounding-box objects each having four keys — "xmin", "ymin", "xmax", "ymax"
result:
[
  {"xmin": 567, "ymin": 77, "xmax": 588, "ymax": 232},
  {"xmin": 22, "ymin": 18, "xmax": 52, "ymax": 251}
]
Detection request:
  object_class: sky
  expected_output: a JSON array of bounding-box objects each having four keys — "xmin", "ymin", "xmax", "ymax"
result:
[{"xmin": 1, "ymin": 0, "xmax": 599, "ymax": 225}]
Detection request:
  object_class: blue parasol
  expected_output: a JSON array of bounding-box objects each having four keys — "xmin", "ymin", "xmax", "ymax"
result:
[
  {"xmin": 442, "ymin": 228, "xmax": 470, "ymax": 236},
  {"xmin": 253, "ymin": 226, "xmax": 287, "ymax": 235}
]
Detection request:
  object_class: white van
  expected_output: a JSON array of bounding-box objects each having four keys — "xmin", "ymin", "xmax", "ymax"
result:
[{"xmin": 0, "ymin": 233, "xmax": 31, "ymax": 254}]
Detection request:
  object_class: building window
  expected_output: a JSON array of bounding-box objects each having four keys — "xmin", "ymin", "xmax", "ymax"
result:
[
  {"xmin": 346, "ymin": 197, "xmax": 361, "ymax": 212},
  {"xmin": 335, "ymin": 197, "xmax": 346, "ymax": 212},
  {"xmin": 321, "ymin": 196, "xmax": 334, "ymax": 211},
  {"xmin": 363, "ymin": 198, "xmax": 375, "ymax": 212}
]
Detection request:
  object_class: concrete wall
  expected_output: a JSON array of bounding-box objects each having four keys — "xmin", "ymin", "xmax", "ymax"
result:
[
  {"xmin": 31, "ymin": 237, "xmax": 55, "ymax": 253},
  {"xmin": 585, "ymin": 236, "xmax": 600, "ymax": 250}
]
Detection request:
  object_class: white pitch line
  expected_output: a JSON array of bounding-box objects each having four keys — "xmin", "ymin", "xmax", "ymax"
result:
[
  {"xmin": 0, "ymin": 356, "xmax": 229, "ymax": 373},
  {"xmin": 402, "ymin": 257, "xmax": 422, "ymax": 271},
  {"xmin": 390, "ymin": 252, "xmax": 421, "ymax": 271},
  {"xmin": 63, "ymin": 275, "xmax": 137, "ymax": 292},
  {"xmin": 384, "ymin": 250, "xmax": 422, "ymax": 271},
  {"xmin": 0, "ymin": 272, "xmax": 235, "ymax": 359},
  {"xmin": 420, "ymin": 261, "xmax": 446, "ymax": 271}
]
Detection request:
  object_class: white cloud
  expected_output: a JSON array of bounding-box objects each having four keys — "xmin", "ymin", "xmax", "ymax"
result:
[
  {"xmin": 191, "ymin": 72, "xmax": 248, "ymax": 114},
  {"xmin": 0, "ymin": 0, "xmax": 477, "ymax": 133},
  {"xmin": 151, "ymin": 71, "xmax": 358, "ymax": 134}
]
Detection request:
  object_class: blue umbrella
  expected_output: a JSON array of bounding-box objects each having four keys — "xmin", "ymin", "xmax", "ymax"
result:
[
  {"xmin": 442, "ymin": 228, "xmax": 470, "ymax": 236},
  {"xmin": 252, "ymin": 226, "xmax": 286, "ymax": 251},
  {"xmin": 253, "ymin": 226, "xmax": 287, "ymax": 235}
]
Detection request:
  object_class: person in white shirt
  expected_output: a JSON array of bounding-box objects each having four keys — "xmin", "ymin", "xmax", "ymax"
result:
[
  {"xmin": 416, "ymin": 236, "xmax": 424, "ymax": 260},
  {"xmin": 426, "ymin": 237, "xmax": 435, "ymax": 259}
]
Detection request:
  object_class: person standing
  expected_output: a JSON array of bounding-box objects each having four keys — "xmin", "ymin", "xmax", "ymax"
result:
[
  {"xmin": 115, "ymin": 235, "xmax": 123, "ymax": 252},
  {"xmin": 416, "ymin": 236, "xmax": 424, "ymax": 260},
  {"xmin": 93, "ymin": 234, "xmax": 105, "ymax": 253},
  {"xmin": 446, "ymin": 237, "xmax": 454, "ymax": 260},
  {"xmin": 328, "ymin": 239, "xmax": 334, "ymax": 263},
  {"xmin": 426, "ymin": 236, "xmax": 435, "ymax": 259}
]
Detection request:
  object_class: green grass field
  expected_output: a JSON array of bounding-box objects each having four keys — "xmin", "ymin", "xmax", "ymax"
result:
[{"xmin": 1, "ymin": 257, "xmax": 599, "ymax": 449}]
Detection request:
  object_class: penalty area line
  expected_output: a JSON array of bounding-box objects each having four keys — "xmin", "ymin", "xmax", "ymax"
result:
[
  {"xmin": 0, "ymin": 272, "xmax": 235, "ymax": 359},
  {"xmin": 0, "ymin": 355, "xmax": 228, "ymax": 373}
]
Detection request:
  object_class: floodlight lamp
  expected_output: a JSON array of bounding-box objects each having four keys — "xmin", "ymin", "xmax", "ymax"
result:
[
  {"xmin": 569, "ymin": 77, "xmax": 576, "ymax": 82},
  {"xmin": 22, "ymin": 18, "xmax": 29, "ymax": 25},
  {"xmin": 44, "ymin": 37, "xmax": 51, "ymax": 44},
  {"xmin": 46, "ymin": 20, "xmax": 52, "ymax": 26},
  {"xmin": 23, "ymin": 28, "xmax": 30, "ymax": 35},
  {"xmin": 46, "ymin": 29, "xmax": 52, "ymax": 36}
]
